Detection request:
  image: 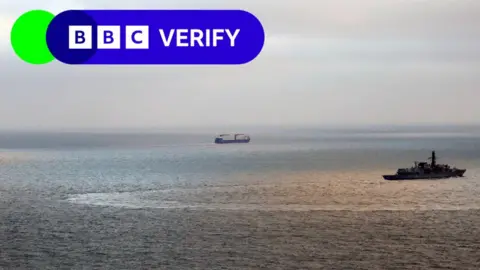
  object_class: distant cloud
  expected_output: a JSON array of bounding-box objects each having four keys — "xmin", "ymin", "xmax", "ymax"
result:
[
  {"xmin": 0, "ymin": 0, "xmax": 479, "ymax": 129},
  {"xmin": 0, "ymin": 14, "xmax": 14, "ymax": 52},
  {"xmin": 263, "ymin": 34, "xmax": 480, "ymax": 64}
]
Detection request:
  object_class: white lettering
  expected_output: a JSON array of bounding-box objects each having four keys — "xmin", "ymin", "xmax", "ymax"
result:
[
  {"xmin": 158, "ymin": 29, "xmax": 240, "ymax": 47},
  {"xmin": 205, "ymin": 29, "xmax": 210, "ymax": 47},
  {"xmin": 225, "ymin": 29, "xmax": 240, "ymax": 46},
  {"xmin": 159, "ymin": 29, "xmax": 175, "ymax": 46},
  {"xmin": 190, "ymin": 29, "xmax": 203, "ymax": 46},
  {"xmin": 176, "ymin": 29, "xmax": 189, "ymax": 47},
  {"xmin": 212, "ymin": 29, "xmax": 223, "ymax": 47}
]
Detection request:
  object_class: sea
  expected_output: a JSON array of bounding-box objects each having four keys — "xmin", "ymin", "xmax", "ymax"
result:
[{"xmin": 1, "ymin": 126, "xmax": 480, "ymax": 269}]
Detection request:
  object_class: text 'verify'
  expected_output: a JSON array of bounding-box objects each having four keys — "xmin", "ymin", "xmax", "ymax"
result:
[{"xmin": 159, "ymin": 29, "xmax": 240, "ymax": 47}]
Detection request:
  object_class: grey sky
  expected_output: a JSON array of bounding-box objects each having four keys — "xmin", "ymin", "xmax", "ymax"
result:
[{"xmin": 0, "ymin": 0, "xmax": 479, "ymax": 130}]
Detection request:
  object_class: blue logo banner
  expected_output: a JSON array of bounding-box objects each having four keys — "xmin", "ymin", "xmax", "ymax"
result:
[{"xmin": 46, "ymin": 10, "xmax": 265, "ymax": 65}]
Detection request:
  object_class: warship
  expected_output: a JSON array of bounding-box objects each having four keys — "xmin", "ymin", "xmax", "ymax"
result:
[{"xmin": 383, "ymin": 151, "xmax": 466, "ymax": 180}]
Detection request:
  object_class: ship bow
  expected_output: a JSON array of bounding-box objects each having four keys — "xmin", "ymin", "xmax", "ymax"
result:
[{"xmin": 456, "ymin": 169, "xmax": 466, "ymax": 177}]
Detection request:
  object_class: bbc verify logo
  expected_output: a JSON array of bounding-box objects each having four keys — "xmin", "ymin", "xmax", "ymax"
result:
[
  {"xmin": 69, "ymin": 26, "xmax": 149, "ymax": 49},
  {"xmin": 69, "ymin": 25, "xmax": 241, "ymax": 49},
  {"xmin": 12, "ymin": 9, "xmax": 265, "ymax": 65}
]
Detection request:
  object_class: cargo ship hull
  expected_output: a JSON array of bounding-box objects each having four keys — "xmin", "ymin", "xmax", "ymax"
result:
[
  {"xmin": 214, "ymin": 133, "xmax": 250, "ymax": 144},
  {"xmin": 214, "ymin": 139, "xmax": 250, "ymax": 144}
]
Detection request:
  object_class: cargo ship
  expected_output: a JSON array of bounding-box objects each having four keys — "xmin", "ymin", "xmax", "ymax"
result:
[{"xmin": 214, "ymin": 133, "xmax": 250, "ymax": 144}]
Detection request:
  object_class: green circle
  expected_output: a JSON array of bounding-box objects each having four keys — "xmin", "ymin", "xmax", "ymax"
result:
[{"xmin": 11, "ymin": 10, "xmax": 55, "ymax": 64}]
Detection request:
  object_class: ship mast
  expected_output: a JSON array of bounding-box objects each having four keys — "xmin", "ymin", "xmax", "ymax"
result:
[{"xmin": 431, "ymin": 151, "xmax": 436, "ymax": 167}]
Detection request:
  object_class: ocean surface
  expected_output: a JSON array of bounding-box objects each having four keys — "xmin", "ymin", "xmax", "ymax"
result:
[{"xmin": 1, "ymin": 127, "xmax": 480, "ymax": 269}]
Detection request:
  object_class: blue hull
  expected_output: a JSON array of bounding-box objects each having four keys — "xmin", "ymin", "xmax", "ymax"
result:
[{"xmin": 215, "ymin": 139, "xmax": 250, "ymax": 144}]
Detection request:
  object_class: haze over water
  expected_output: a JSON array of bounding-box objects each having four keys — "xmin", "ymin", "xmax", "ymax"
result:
[
  {"xmin": 2, "ymin": 0, "xmax": 480, "ymax": 268},
  {"xmin": 1, "ymin": 126, "xmax": 480, "ymax": 269}
]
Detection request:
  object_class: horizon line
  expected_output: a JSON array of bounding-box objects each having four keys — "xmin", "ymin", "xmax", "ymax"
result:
[{"xmin": 0, "ymin": 123, "xmax": 479, "ymax": 133}]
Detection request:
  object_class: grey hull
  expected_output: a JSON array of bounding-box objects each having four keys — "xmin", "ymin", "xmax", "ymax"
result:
[{"xmin": 383, "ymin": 170, "xmax": 466, "ymax": 180}]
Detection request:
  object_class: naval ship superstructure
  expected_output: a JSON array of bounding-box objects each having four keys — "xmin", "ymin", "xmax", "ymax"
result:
[{"xmin": 383, "ymin": 151, "xmax": 466, "ymax": 180}]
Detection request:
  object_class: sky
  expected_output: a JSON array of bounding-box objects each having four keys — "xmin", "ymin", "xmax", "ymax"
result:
[{"xmin": 0, "ymin": 0, "xmax": 479, "ymax": 130}]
